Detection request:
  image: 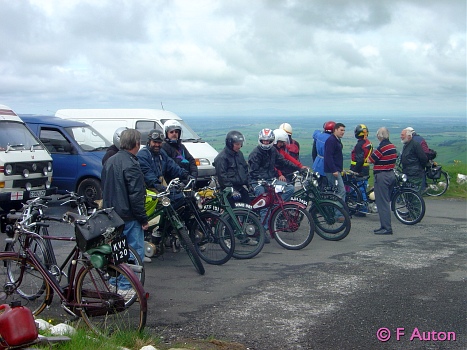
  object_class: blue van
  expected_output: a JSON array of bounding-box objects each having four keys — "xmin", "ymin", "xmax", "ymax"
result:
[{"xmin": 21, "ymin": 115, "xmax": 111, "ymax": 202}]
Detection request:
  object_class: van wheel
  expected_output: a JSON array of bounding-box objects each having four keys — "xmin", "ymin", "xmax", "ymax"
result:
[{"xmin": 77, "ymin": 178, "xmax": 102, "ymax": 203}]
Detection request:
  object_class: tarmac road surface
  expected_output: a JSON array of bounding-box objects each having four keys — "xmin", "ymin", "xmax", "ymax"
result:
[{"xmin": 8, "ymin": 196, "xmax": 466, "ymax": 349}]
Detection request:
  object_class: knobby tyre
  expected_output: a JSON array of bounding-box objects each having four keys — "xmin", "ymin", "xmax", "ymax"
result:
[
  {"xmin": 189, "ymin": 211, "xmax": 235, "ymax": 265},
  {"xmin": 75, "ymin": 262, "xmax": 147, "ymax": 335},
  {"xmin": 309, "ymin": 202, "xmax": 351, "ymax": 241},
  {"xmin": 392, "ymin": 190, "xmax": 426, "ymax": 225},
  {"xmin": 0, "ymin": 254, "xmax": 51, "ymax": 316},
  {"xmin": 271, "ymin": 204, "xmax": 314, "ymax": 250},
  {"xmin": 225, "ymin": 208, "xmax": 265, "ymax": 259},
  {"xmin": 178, "ymin": 228, "xmax": 205, "ymax": 275},
  {"xmin": 425, "ymin": 171, "xmax": 449, "ymax": 197}
]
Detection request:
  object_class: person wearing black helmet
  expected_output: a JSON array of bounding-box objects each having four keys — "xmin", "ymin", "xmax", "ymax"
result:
[
  {"xmin": 137, "ymin": 129, "xmax": 190, "ymax": 193},
  {"xmin": 102, "ymin": 127, "xmax": 128, "ymax": 165},
  {"xmin": 214, "ymin": 130, "xmax": 250, "ymax": 204},
  {"xmin": 161, "ymin": 119, "xmax": 198, "ymax": 183}
]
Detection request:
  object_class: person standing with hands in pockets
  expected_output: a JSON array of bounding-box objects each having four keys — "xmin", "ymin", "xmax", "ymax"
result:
[{"xmin": 324, "ymin": 123, "xmax": 346, "ymax": 201}]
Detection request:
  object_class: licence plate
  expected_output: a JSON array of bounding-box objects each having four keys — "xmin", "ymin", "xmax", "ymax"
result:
[
  {"xmin": 111, "ymin": 235, "xmax": 130, "ymax": 265},
  {"xmin": 30, "ymin": 190, "xmax": 46, "ymax": 198}
]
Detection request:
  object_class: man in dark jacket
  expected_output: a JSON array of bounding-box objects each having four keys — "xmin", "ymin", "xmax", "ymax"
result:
[
  {"xmin": 101, "ymin": 129, "xmax": 149, "ymax": 284},
  {"xmin": 400, "ymin": 128, "xmax": 428, "ymax": 193},
  {"xmin": 324, "ymin": 122, "xmax": 346, "ymax": 201},
  {"xmin": 161, "ymin": 119, "xmax": 198, "ymax": 182},
  {"xmin": 214, "ymin": 130, "xmax": 250, "ymax": 204}
]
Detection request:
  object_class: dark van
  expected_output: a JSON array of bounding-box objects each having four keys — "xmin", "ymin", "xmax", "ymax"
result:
[{"xmin": 21, "ymin": 115, "xmax": 111, "ymax": 202}]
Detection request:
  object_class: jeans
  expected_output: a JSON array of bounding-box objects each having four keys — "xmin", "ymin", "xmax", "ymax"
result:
[
  {"xmin": 110, "ymin": 220, "xmax": 144, "ymax": 290},
  {"xmin": 254, "ymin": 180, "xmax": 294, "ymax": 229}
]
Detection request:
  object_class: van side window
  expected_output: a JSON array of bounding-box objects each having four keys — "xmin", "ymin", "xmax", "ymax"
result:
[{"xmin": 39, "ymin": 128, "xmax": 72, "ymax": 154}]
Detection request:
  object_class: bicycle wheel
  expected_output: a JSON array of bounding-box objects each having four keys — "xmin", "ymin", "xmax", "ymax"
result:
[
  {"xmin": 75, "ymin": 262, "xmax": 147, "ymax": 334},
  {"xmin": 344, "ymin": 182, "xmax": 362, "ymax": 216},
  {"xmin": 178, "ymin": 228, "xmax": 205, "ymax": 275},
  {"xmin": 271, "ymin": 204, "xmax": 314, "ymax": 250},
  {"xmin": 392, "ymin": 190, "xmax": 426, "ymax": 225},
  {"xmin": 425, "ymin": 171, "xmax": 449, "ymax": 197},
  {"xmin": 189, "ymin": 211, "xmax": 235, "ymax": 265},
  {"xmin": 127, "ymin": 246, "xmax": 145, "ymax": 285},
  {"xmin": 223, "ymin": 208, "xmax": 265, "ymax": 259},
  {"xmin": 0, "ymin": 254, "xmax": 51, "ymax": 316},
  {"xmin": 309, "ymin": 202, "xmax": 351, "ymax": 241}
]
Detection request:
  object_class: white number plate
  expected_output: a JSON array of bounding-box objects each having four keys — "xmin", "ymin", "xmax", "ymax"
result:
[{"xmin": 30, "ymin": 190, "xmax": 46, "ymax": 198}]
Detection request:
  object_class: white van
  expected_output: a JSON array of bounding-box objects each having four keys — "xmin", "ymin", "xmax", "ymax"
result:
[
  {"xmin": 55, "ymin": 109, "xmax": 218, "ymax": 185},
  {"xmin": 0, "ymin": 105, "xmax": 55, "ymax": 211}
]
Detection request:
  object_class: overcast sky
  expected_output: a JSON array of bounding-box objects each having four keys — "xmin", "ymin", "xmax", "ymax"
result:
[{"xmin": 1, "ymin": 0, "xmax": 465, "ymax": 118}]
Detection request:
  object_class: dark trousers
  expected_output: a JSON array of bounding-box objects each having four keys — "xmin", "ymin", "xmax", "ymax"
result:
[{"xmin": 374, "ymin": 171, "xmax": 396, "ymax": 230}]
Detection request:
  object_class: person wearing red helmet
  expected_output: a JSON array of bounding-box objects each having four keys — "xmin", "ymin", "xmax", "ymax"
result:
[{"xmin": 312, "ymin": 121, "xmax": 335, "ymax": 176}]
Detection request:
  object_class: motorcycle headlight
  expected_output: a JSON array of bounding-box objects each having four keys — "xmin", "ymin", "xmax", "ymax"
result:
[
  {"xmin": 312, "ymin": 179, "xmax": 319, "ymax": 187},
  {"xmin": 194, "ymin": 192, "xmax": 203, "ymax": 209},
  {"xmin": 401, "ymin": 174, "xmax": 407, "ymax": 182},
  {"xmin": 161, "ymin": 197, "xmax": 171, "ymax": 207}
]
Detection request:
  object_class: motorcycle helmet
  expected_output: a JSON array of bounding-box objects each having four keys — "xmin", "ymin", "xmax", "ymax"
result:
[
  {"xmin": 323, "ymin": 121, "xmax": 336, "ymax": 133},
  {"xmin": 148, "ymin": 129, "xmax": 164, "ymax": 143},
  {"xmin": 163, "ymin": 119, "xmax": 182, "ymax": 143},
  {"xmin": 258, "ymin": 128, "xmax": 275, "ymax": 150},
  {"xmin": 273, "ymin": 128, "xmax": 289, "ymax": 145},
  {"xmin": 225, "ymin": 130, "xmax": 245, "ymax": 150},
  {"xmin": 354, "ymin": 124, "xmax": 369, "ymax": 139},
  {"xmin": 113, "ymin": 127, "xmax": 128, "ymax": 149},
  {"xmin": 279, "ymin": 123, "xmax": 293, "ymax": 135}
]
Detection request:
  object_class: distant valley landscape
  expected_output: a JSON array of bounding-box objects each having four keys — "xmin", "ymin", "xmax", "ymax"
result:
[{"xmin": 186, "ymin": 115, "xmax": 467, "ymax": 168}]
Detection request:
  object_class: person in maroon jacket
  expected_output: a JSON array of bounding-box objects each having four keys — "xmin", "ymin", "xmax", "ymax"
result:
[{"xmin": 273, "ymin": 128, "xmax": 308, "ymax": 183}]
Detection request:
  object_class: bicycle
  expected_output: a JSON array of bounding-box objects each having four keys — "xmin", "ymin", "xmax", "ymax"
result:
[
  {"xmin": 249, "ymin": 179, "xmax": 314, "ymax": 250},
  {"xmin": 0, "ymin": 206, "xmax": 147, "ymax": 335},
  {"xmin": 144, "ymin": 178, "xmax": 234, "ymax": 272},
  {"xmin": 343, "ymin": 169, "xmax": 426, "ymax": 225},
  {"xmin": 291, "ymin": 169, "xmax": 351, "ymax": 241},
  {"xmin": 3, "ymin": 195, "xmax": 144, "ymax": 286},
  {"xmin": 198, "ymin": 182, "xmax": 266, "ymax": 259},
  {"xmin": 424, "ymin": 160, "xmax": 450, "ymax": 197}
]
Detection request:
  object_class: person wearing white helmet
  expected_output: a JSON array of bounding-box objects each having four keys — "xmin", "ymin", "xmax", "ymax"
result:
[
  {"xmin": 273, "ymin": 129, "xmax": 308, "ymax": 183},
  {"xmin": 279, "ymin": 122, "xmax": 300, "ymax": 160},
  {"xmin": 249, "ymin": 128, "xmax": 300, "ymax": 240},
  {"xmin": 161, "ymin": 119, "xmax": 198, "ymax": 183},
  {"xmin": 102, "ymin": 127, "xmax": 128, "ymax": 165}
]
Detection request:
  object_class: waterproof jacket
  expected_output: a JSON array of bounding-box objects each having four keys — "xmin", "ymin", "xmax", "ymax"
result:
[
  {"xmin": 162, "ymin": 141, "xmax": 198, "ymax": 180},
  {"xmin": 286, "ymin": 136, "xmax": 300, "ymax": 160},
  {"xmin": 101, "ymin": 149, "xmax": 148, "ymax": 224},
  {"xmin": 324, "ymin": 134, "xmax": 344, "ymax": 174},
  {"xmin": 350, "ymin": 138, "xmax": 373, "ymax": 176},
  {"xmin": 312, "ymin": 130, "xmax": 331, "ymax": 175},
  {"xmin": 248, "ymin": 145, "xmax": 299, "ymax": 181},
  {"xmin": 137, "ymin": 146, "xmax": 188, "ymax": 191},
  {"xmin": 275, "ymin": 145, "xmax": 303, "ymax": 179},
  {"xmin": 400, "ymin": 139, "xmax": 427, "ymax": 177},
  {"xmin": 214, "ymin": 146, "xmax": 249, "ymax": 189}
]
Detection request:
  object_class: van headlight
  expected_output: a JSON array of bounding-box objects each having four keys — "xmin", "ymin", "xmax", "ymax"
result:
[
  {"xmin": 5, "ymin": 164, "xmax": 12, "ymax": 175},
  {"xmin": 197, "ymin": 158, "xmax": 210, "ymax": 166},
  {"xmin": 25, "ymin": 182, "xmax": 32, "ymax": 191},
  {"xmin": 43, "ymin": 167, "xmax": 48, "ymax": 176},
  {"xmin": 23, "ymin": 169, "xmax": 29, "ymax": 178},
  {"xmin": 46, "ymin": 181, "xmax": 51, "ymax": 189},
  {"xmin": 47, "ymin": 162, "xmax": 52, "ymax": 172}
]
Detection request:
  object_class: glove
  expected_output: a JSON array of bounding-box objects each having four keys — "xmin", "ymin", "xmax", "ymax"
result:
[
  {"xmin": 154, "ymin": 184, "xmax": 166, "ymax": 193},
  {"xmin": 232, "ymin": 190, "xmax": 242, "ymax": 201},
  {"xmin": 184, "ymin": 175, "xmax": 196, "ymax": 186}
]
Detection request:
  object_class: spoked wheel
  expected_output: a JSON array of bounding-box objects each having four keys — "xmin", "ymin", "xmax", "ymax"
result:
[
  {"xmin": 309, "ymin": 202, "xmax": 351, "ymax": 241},
  {"xmin": 344, "ymin": 182, "xmax": 363, "ymax": 216},
  {"xmin": 392, "ymin": 190, "xmax": 426, "ymax": 225},
  {"xmin": 189, "ymin": 211, "xmax": 235, "ymax": 265},
  {"xmin": 178, "ymin": 228, "xmax": 205, "ymax": 275},
  {"xmin": 271, "ymin": 204, "xmax": 314, "ymax": 250},
  {"xmin": 225, "ymin": 208, "xmax": 265, "ymax": 259},
  {"xmin": 0, "ymin": 255, "xmax": 51, "ymax": 316},
  {"xmin": 425, "ymin": 171, "xmax": 449, "ymax": 197},
  {"xmin": 75, "ymin": 263, "xmax": 147, "ymax": 335}
]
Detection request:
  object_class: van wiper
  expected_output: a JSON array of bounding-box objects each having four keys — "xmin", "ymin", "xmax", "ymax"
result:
[
  {"xmin": 5, "ymin": 144, "xmax": 24, "ymax": 152},
  {"xmin": 91, "ymin": 146, "xmax": 109, "ymax": 151},
  {"xmin": 182, "ymin": 138, "xmax": 203, "ymax": 142}
]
